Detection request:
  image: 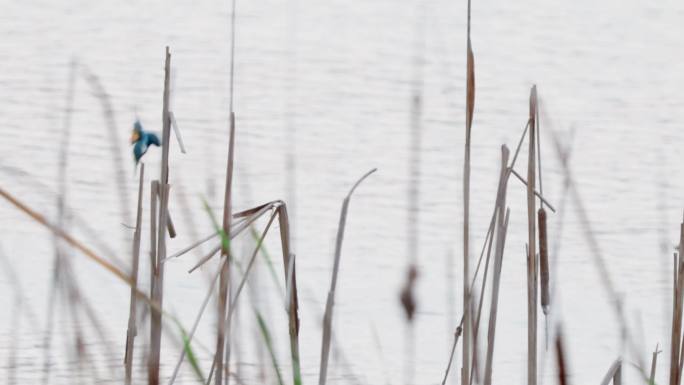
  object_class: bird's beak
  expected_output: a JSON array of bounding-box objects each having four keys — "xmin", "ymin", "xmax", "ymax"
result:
[{"xmin": 130, "ymin": 131, "xmax": 140, "ymax": 144}]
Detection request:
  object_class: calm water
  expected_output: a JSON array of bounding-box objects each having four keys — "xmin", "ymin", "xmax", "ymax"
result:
[{"xmin": 2, "ymin": 0, "xmax": 684, "ymax": 384}]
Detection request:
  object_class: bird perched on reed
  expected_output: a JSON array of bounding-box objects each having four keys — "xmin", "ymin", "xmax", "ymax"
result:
[{"xmin": 130, "ymin": 120, "xmax": 160, "ymax": 164}]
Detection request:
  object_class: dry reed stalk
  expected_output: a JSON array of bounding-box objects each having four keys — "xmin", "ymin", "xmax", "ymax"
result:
[
  {"xmin": 650, "ymin": 343, "xmax": 661, "ymax": 385},
  {"xmin": 125, "ymin": 163, "xmax": 145, "ymax": 385},
  {"xmin": 600, "ymin": 358, "xmax": 622, "ymax": 385},
  {"xmin": 672, "ymin": 219, "xmax": 684, "ymax": 385},
  {"xmin": 319, "ymin": 169, "xmax": 376, "ymax": 385},
  {"xmin": 526, "ymin": 85, "xmax": 538, "ymax": 385},
  {"xmin": 215, "ymin": 110, "xmax": 236, "ymax": 385},
  {"xmin": 149, "ymin": 180, "xmax": 161, "ymax": 385},
  {"xmin": 150, "ymin": 46, "xmax": 173, "ymax": 385},
  {"xmin": 483, "ymin": 146, "xmax": 510, "ymax": 385},
  {"xmin": 276, "ymin": 203, "xmax": 302, "ymax": 385},
  {"xmin": 462, "ymin": 0, "xmax": 475, "ymax": 381}
]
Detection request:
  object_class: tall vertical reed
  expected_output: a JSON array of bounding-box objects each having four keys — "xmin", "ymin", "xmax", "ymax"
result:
[
  {"xmin": 462, "ymin": 0, "xmax": 475, "ymax": 382},
  {"xmin": 149, "ymin": 46, "xmax": 173, "ymax": 385},
  {"xmin": 215, "ymin": 110, "xmax": 236, "ymax": 385},
  {"xmin": 319, "ymin": 169, "xmax": 376, "ymax": 385},
  {"xmin": 670, "ymin": 216, "xmax": 684, "ymax": 385},
  {"xmin": 526, "ymin": 85, "xmax": 538, "ymax": 385},
  {"xmin": 125, "ymin": 164, "xmax": 145, "ymax": 385},
  {"xmin": 483, "ymin": 146, "xmax": 510, "ymax": 385}
]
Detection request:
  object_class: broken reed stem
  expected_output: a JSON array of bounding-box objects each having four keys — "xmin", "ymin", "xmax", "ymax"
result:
[
  {"xmin": 150, "ymin": 46, "xmax": 173, "ymax": 385},
  {"xmin": 216, "ymin": 111, "xmax": 236, "ymax": 385},
  {"xmin": 276, "ymin": 203, "xmax": 302, "ymax": 385},
  {"xmin": 526, "ymin": 85, "xmax": 538, "ymax": 385},
  {"xmin": 483, "ymin": 145, "xmax": 510, "ymax": 385},
  {"xmin": 125, "ymin": 163, "xmax": 145, "ymax": 385},
  {"xmin": 319, "ymin": 169, "xmax": 376, "ymax": 385},
  {"xmin": 463, "ymin": 0, "xmax": 475, "ymax": 380}
]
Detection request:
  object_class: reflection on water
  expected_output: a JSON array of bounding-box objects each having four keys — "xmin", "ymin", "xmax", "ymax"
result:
[{"xmin": 1, "ymin": 0, "xmax": 684, "ymax": 384}]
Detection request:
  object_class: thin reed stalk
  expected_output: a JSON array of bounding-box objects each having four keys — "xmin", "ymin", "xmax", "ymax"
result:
[
  {"xmin": 150, "ymin": 46, "xmax": 173, "ymax": 385},
  {"xmin": 671, "ymin": 219, "xmax": 684, "ymax": 385},
  {"xmin": 526, "ymin": 85, "xmax": 538, "ymax": 385},
  {"xmin": 277, "ymin": 203, "xmax": 302, "ymax": 385},
  {"xmin": 462, "ymin": 0, "xmax": 475, "ymax": 381},
  {"xmin": 319, "ymin": 169, "xmax": 376, "ymax": 385},
  {"xmin": 483, "ymin": 146, "xmax": 511, "ymax": 385},
  {"xmin": 125, "ymin": 163, "xmax": 145, "ymax": 385},
  {"xmin": 650, "ymin": 343, "xmax": 661, "ymax": 385},
  {"xmin": 215, "ymin": 110, "xmax": 236, "ymax": 385}
]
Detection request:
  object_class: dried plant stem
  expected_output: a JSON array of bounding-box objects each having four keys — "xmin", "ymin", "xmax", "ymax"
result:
[
  {"xmin": 276, "ymin": 203, "xmax": 302, "ymax": 385},
  {"xmin": 462, "ymin": 0, "xmax": 475, "ymax": 381},
  {"xmin": 671, "ymin": 220, "xmax": 684, "ymax": 385},
  {"xmin": 526, "ymin": 85, "xmax": 538, "ymax": 385},
  {"xmin": 125, "ymin": 163, "xmax": 145, "ymax": 385},
  {"xmin": 215, "ymin": 111, "xmax": 236, "ymax": 385},
  {"xmin": 319, "ymin": 169, "xmax": 376, "ymax": 385},
  {"xmin": 483, "ymin": 146, "xmax": 511, "ymax": 385},
  {"xmin": 150, "ymin": 46, "xmax": 173, "ymax": 385}
]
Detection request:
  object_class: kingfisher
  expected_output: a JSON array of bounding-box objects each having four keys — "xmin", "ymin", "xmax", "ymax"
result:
[{"xmin": 130, "ymin": 120, "xmax": 160, "ymax": 164}]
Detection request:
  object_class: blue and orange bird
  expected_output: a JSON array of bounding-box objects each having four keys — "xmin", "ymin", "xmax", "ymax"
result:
[{"xmin": 130, "ymin": 119, "xmax": 160, "ymax": 165}]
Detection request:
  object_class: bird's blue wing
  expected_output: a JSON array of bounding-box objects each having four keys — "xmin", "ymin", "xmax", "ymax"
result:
[{"xmin": 148, "ymin": 132, "xmax": 161, "ymax": 147}]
